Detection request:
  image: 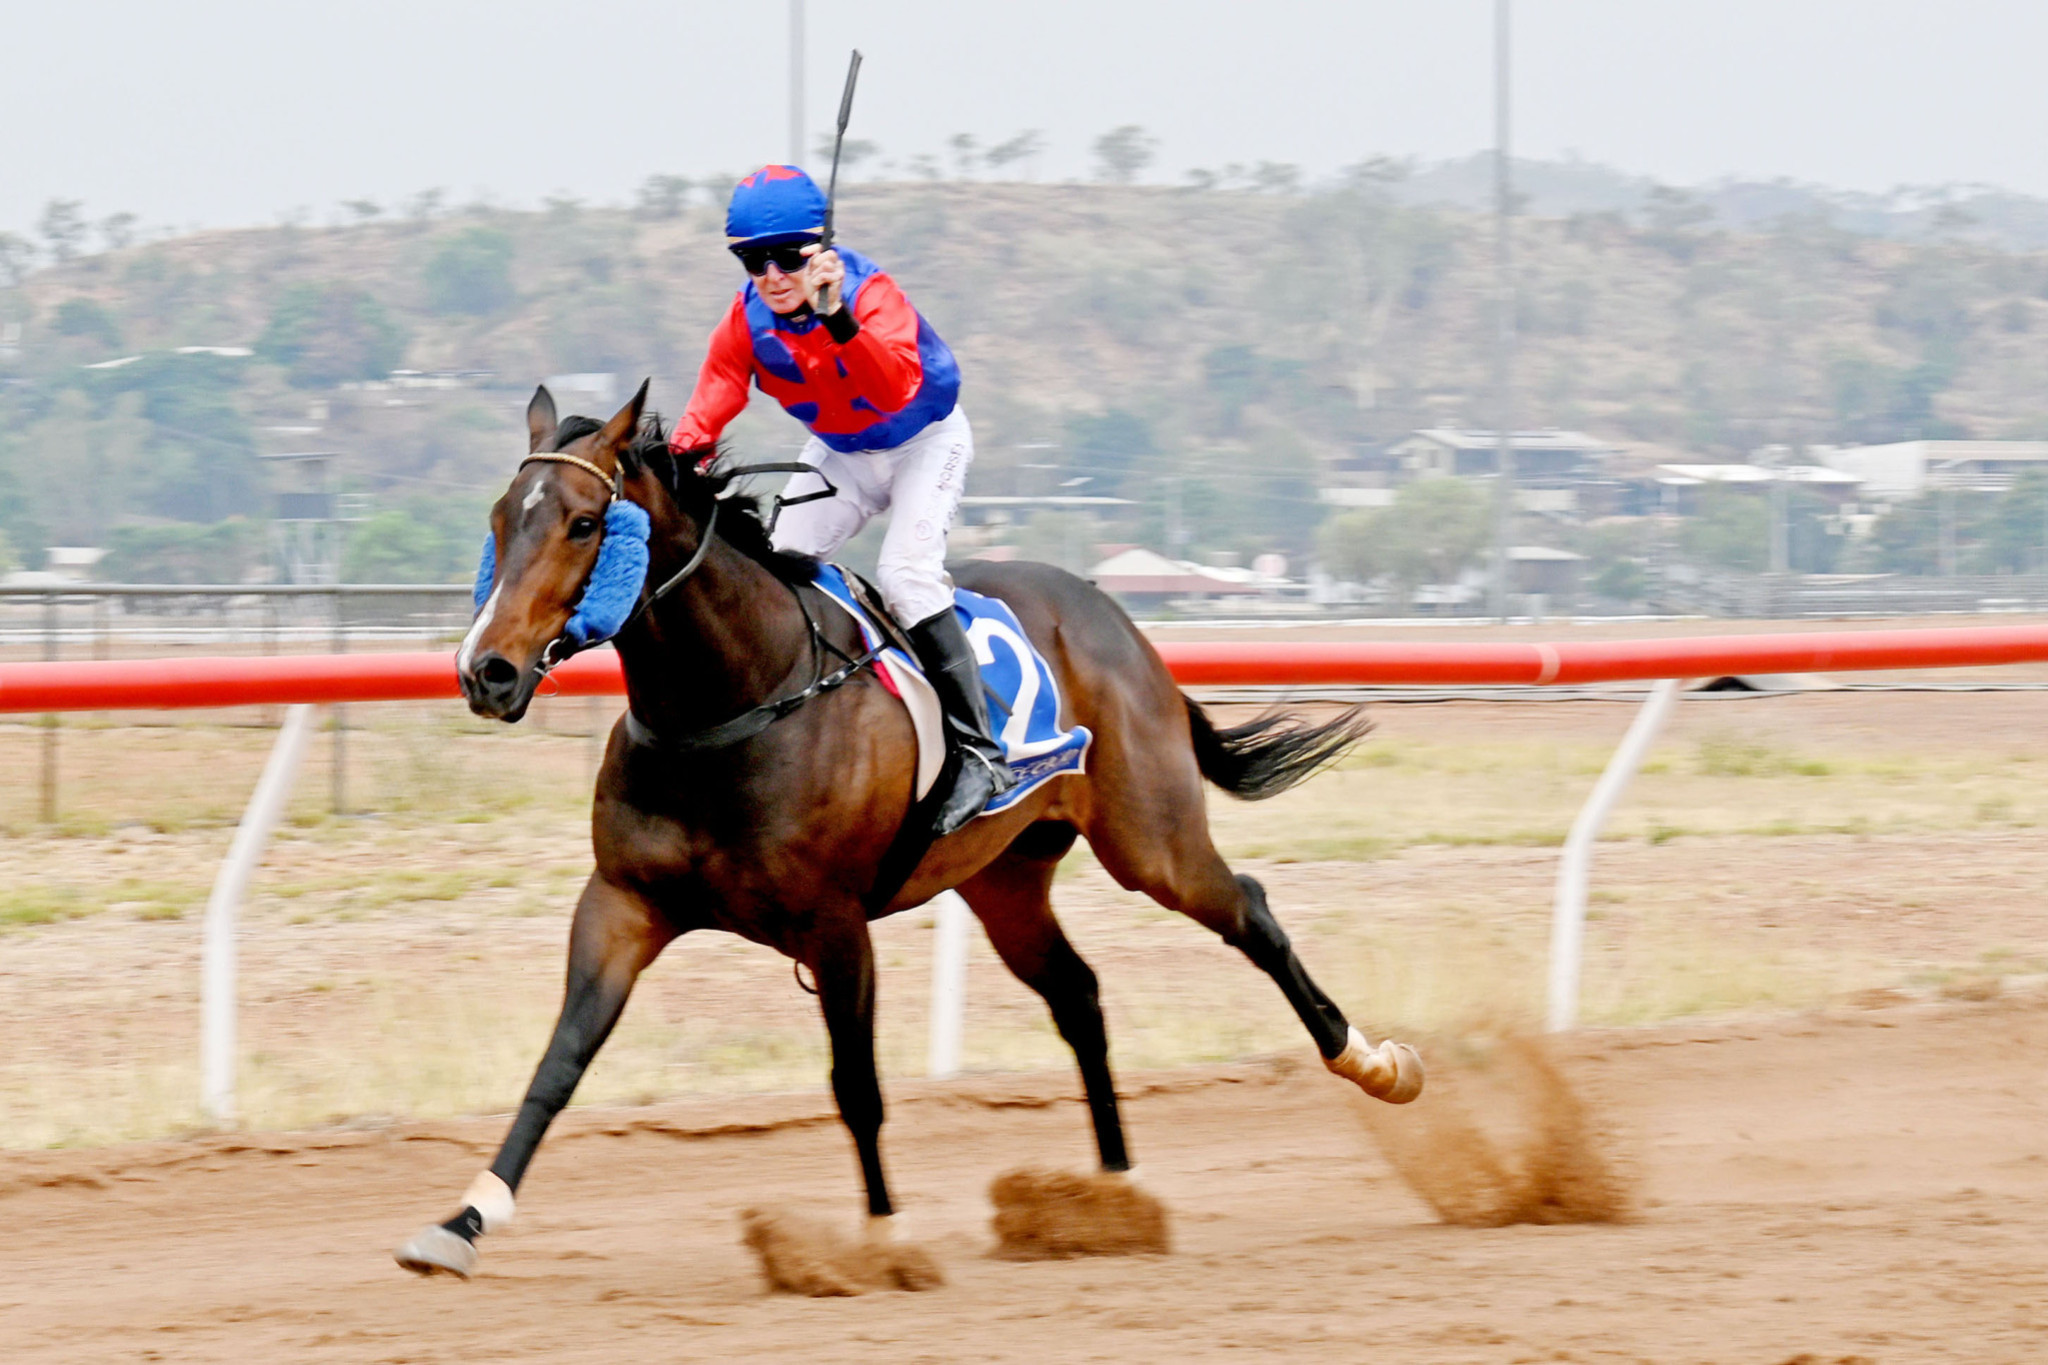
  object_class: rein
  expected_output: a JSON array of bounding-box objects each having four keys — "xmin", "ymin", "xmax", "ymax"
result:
[
  {"xmin": 623, "ymin": 573, "xmax": 883, "ymax": 753},
  {"xmin": 619, "ymin": 458, "xmax": 829, "ymax": 627},
  {"xmin": 563, "ymin": 455, "xmax": 879, "ymax": 754}
]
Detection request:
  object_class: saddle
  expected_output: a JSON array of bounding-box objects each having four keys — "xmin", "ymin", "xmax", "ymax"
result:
[{"xmin": 809, "ymin": 564, "xmax": 1092, "ymax": 814}]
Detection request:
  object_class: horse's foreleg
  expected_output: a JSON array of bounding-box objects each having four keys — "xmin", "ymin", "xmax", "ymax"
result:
[
  {"xmin": 395, "ymin": 875, "xmax": 670, "ymax": 1277},
  {"xmin": 811, "ymin": 910, "xmax": 894, "ymax": 1219}
]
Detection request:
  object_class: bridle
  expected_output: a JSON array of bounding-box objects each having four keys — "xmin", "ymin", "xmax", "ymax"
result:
[{"xmin": 513, "ymin": 450, "xmax": 880, "ymax": 751}]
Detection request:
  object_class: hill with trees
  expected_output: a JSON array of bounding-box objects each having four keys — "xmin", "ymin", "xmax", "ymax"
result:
[{"xmin": 2, "ymin": 159, "xmax": 2046, "ymax": 582}]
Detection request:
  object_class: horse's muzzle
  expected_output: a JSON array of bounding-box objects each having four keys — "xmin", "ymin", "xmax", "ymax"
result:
[{"xmin": 461, "ymin": 651, "xmax": 536, "ymax": 722}]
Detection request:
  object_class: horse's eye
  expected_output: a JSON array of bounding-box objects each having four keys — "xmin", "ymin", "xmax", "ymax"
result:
[{"xmin": 567, "ymin": 516, "xmax": 600, "ymax": 541}]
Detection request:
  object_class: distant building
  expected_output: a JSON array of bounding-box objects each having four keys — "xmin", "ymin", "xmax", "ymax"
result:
[
  {"xmin": 1087, "ymin": 547, "xmax": 1274, "ymax": 611},
  {"xmin": 1377, "ymin": 428, "xmax": 1620, "ymax": 514},
  {"xmin": 1647, "ymin": 462, "xmax": 1864, "ymax": 515},
  {"xmin": 1385, "ymin": 428, "xmax": 1618, "ymax": 485},
  {"xmin": 1818, "ymin": 441, "xmax": 2048, "ymax": 499},
  {"xmin": 5, "ymin": 546, "xmax": 106, "ymax": 587},
  {"xmin": 1506, "ymin": 545, "xmax": 1586, "ymax": 600},
  {"xmin": 1317, "ymin": 487, "xmax": 1396, "ymax": 510}
]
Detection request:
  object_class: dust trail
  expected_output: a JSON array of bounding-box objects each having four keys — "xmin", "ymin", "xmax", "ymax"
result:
[
  {"xmin": 738, "ymin": 1207, "xmax": 944, "ymax": 1296},
  {"xmin": 1356, "ymin": 1036, "xmax": 1634, "ymax": 1226},
  {"xmin": 989, "ymin": 1169, "xmax": 1171, "ymax": 1259}
]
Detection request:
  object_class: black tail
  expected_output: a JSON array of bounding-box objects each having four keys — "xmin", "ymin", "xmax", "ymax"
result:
[{"xmin": 1183, "ymin": 696, "xmax": 1373, "ymax": 801}]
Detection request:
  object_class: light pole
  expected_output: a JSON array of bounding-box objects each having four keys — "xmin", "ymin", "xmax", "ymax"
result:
[
  {"xmin": 788, "ymin": 0, "xmax": 806, "ymax": 166},
  {"xmin": 1487, "ymin": 0, "xmax": 1517, "ymax": 623},
  {"xmin": 1759, "ymin": 443, "xmax": 1791, "ymax": 574}
]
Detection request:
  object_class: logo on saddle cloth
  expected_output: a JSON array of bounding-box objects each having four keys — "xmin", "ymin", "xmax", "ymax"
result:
[{"xmin": 810, "ymin": 565, "xmax": 1091, "ymax": 817}]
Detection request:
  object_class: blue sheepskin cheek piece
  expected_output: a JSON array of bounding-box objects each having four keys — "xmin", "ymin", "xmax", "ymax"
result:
[
  {"xmin": 471, "ymin": 534, "xmax": 496, "ymax": 615},
  {"xmin": 564, "ymin": 500, "xmax": 652, "ymax": 646}
]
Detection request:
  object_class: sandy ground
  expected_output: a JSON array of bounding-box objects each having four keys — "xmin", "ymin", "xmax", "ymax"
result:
[
  {"xmin": 13, "ymin": 689, "xmax": 2048, "ymax": 1145},
  {"xmin": 9, "ymin": 645, "xmax": 2048, "ymax": 1360},
  {"xmin": 4, "ymin": 995, "xmax": 2048, "ymax": 1363}
]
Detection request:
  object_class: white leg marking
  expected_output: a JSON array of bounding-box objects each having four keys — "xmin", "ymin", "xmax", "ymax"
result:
[
  {"xmin": 457, "ymin": 586, "xmax": 500, "ymax": 673},
  {"xmin": 461, "ymin": 1170, "xmax": 516, "ymax": 1233},
  {"xmin": 1326, "ymin": 1024, "xmax": 1387, "ymax": 1089}
]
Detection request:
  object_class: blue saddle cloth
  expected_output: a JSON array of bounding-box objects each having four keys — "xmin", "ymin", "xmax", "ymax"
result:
[{"xmin": 812, "ymin": 565, "xmax": 1092, "ymax": 816}]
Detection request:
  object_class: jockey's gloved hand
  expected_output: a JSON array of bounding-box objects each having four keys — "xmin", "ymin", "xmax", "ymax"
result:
[
  {"xmin": 802, "ymin": 244, "xmax": 846, "ymax": 315},
  {"xmin": 667, "ymin": 428, "xmax": 720, "ymax": 474}
]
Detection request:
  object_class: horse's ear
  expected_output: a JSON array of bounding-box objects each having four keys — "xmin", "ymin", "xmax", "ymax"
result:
[
  {"xmin": 526, "ymin": 385, "xmax": 558, "ymax": 454},
  {"xmin": 592, "ymin": 379, "xmax": 651, "ymax": 468}
]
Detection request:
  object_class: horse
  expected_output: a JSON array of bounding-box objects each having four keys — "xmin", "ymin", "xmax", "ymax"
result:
[{"xmin": 395, "ymin": 382, "xmax": 1421, "ymax": 1278}]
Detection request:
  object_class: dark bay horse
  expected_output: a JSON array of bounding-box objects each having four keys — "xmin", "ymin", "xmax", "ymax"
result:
[{"xmin": 396, "ymin": 383, "xmax": 1420, "ymax": 1277}]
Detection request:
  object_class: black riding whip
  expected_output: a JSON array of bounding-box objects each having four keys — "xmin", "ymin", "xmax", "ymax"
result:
[
  {"xmin": 821, "ymin": 48, "xmax": 863, "ymax": 251},
  {"xmin": 815, "ymin": 48, "xmax": 862, "ymax": 316}
]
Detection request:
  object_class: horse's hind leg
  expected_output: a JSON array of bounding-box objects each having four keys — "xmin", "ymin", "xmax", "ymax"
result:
[
  {"xmin": 957, "ymin": 822, "xmax": 1129, "ymax": 1172},
  {"xmin": 1091, "ymin": 813, "xmax": 1421, "ymax": 1105},
  {"xmin": 395, "ymin": 874, "xmax": 671, "ymax": 1276}
]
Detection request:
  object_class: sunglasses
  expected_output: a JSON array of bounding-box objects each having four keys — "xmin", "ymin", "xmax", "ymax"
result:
[{"xmin": 730, "ymin": 242, "xmax": 817, "ymax": 277}]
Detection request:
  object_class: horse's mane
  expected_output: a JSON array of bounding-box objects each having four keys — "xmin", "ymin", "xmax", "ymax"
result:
[{"xmin": 555, "ymin": 411, "xmax": 817, "ymax": 585}]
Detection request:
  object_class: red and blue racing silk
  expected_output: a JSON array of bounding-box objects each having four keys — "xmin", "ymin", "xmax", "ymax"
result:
[{"xmin": 671, "ymin": 248, "xmax": 960, "ymax": 455}]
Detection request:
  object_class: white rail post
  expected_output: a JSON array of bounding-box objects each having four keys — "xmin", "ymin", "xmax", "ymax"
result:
[
  {"xmin": 926, "ymin": 891, "xmax": 971, "ymax": 1079},
  {"xmin": 202, "ymin": 703, "xmax": 315, "ymax": 1122},
  {"xmin": 1547, "ymin": 677, "xmax": 1684, "ymax": 1033}
]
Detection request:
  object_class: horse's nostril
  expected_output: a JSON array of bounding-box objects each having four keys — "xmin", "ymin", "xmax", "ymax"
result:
[{"xmin": 477, "ymin": 655, "xmax": 520, "ymax": 689}]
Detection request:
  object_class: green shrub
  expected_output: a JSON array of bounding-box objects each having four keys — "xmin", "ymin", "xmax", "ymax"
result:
[
  {"xmin": 258, "ymin": 284, "xmax": 407, "ymax": 388},
  {"xmin": 422, "ymin": 228, "xmax": 516, "ymax": 316}
]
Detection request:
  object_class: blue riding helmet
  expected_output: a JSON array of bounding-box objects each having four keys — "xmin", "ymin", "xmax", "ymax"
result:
[{"xmin": 726, "ymin": 165, "xmax": 828, "ymax": 247}]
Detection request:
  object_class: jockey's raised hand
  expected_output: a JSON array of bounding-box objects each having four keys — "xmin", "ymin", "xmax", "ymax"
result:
[
  {"xmin": 745, "ymin": 242, "xmax": 845, "ymax": 320},
  {"xmin": 801, "ymin": 243, "xmax": 847, "ymax": 315}
]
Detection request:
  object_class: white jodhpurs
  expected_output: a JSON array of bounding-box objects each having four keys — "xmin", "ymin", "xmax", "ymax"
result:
[{"xmin": 769, "ymin": 405, "xmax": 973, "ymax": 625}]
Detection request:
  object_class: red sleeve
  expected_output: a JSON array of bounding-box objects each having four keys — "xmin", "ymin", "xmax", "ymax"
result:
[
  {"xmin": 669, "ymin": 297, "xmax": 754, "ymax": 453},
  {"xmin": 834, "ymin": 273, "xmax": 924, "ymax": 413}
]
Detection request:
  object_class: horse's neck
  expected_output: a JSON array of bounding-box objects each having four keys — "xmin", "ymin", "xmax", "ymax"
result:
[{"xmin": 614, "ymin": 533, "xmax": 809, "ymax": 735}]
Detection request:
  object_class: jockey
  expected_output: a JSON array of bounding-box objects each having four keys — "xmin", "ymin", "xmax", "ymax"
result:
[{"xmin": 669, "ymin": 165, "xmax": 1015, "ymax": 835}]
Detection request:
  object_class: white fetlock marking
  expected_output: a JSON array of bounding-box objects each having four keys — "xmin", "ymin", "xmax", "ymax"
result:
[
  {"xmin": 1324, "ymin": 1025, "xmax": 1379, "ymax": 1085},
  {"xmin": 865, "ymin": 1213, "xmax": 897, "ymax": 1243},
  {"xmin": 462, "ymin": 1170, "xmax": 516, "ymax": 1234}
]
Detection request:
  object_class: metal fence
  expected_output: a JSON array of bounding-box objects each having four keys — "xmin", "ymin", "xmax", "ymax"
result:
[
  {"xmin": 0, "ymin": 583, "xmax": 474, "ymax": 654},
  {"xmin": 1655, "ymin": 570, "xmax": 2048, "ymax": 619},
  {"xmin": 0, "ymin": 585, "xmax": 474, "ymax": 825}
]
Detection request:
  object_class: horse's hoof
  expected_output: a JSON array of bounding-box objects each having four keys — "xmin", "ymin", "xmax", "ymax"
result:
[
  {"xmin": 395, "ymin": 1225, "xmax": 478, "ymax": 1279},
  {"xmin": 1375, "ymin": 1041, "xmax": 1426, "ymax": 1104},
  {"xmin": 1326, "ymin": 1027, "xmax": 1425, "ymax": 1104}
]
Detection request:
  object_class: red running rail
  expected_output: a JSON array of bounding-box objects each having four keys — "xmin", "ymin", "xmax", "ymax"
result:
[{"xmin": 4, "ymin": 623, "xmax": 2048, "ymax": 713}]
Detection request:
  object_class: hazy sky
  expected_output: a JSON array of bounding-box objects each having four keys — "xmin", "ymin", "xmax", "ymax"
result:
[{"xmin": 8, "ymin": 1, "xmax": 2048, "ymax": 237}]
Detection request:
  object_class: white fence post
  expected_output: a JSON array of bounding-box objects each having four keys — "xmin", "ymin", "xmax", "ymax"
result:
[
  {"xmin": 202, "ymin": 703, "xmax": 315, "ymax": 1122},
  {"xmin": 926, "ymin": 891, "xmax": 971, "ymax": 1079},
  {"xmin": 1548, "ymin": 678, "xmax": 1684, "ymax": 1033}
]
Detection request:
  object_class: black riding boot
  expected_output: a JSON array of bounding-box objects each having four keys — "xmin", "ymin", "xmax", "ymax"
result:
[{"xmin": 908, "ymin": 608, "xmax": 1017, "ymax": 837}]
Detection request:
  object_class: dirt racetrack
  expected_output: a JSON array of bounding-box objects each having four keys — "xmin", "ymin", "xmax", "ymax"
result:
[{"xmin": 8, "ymin": 993, "xmax": 2048, "ymax": 1364}]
